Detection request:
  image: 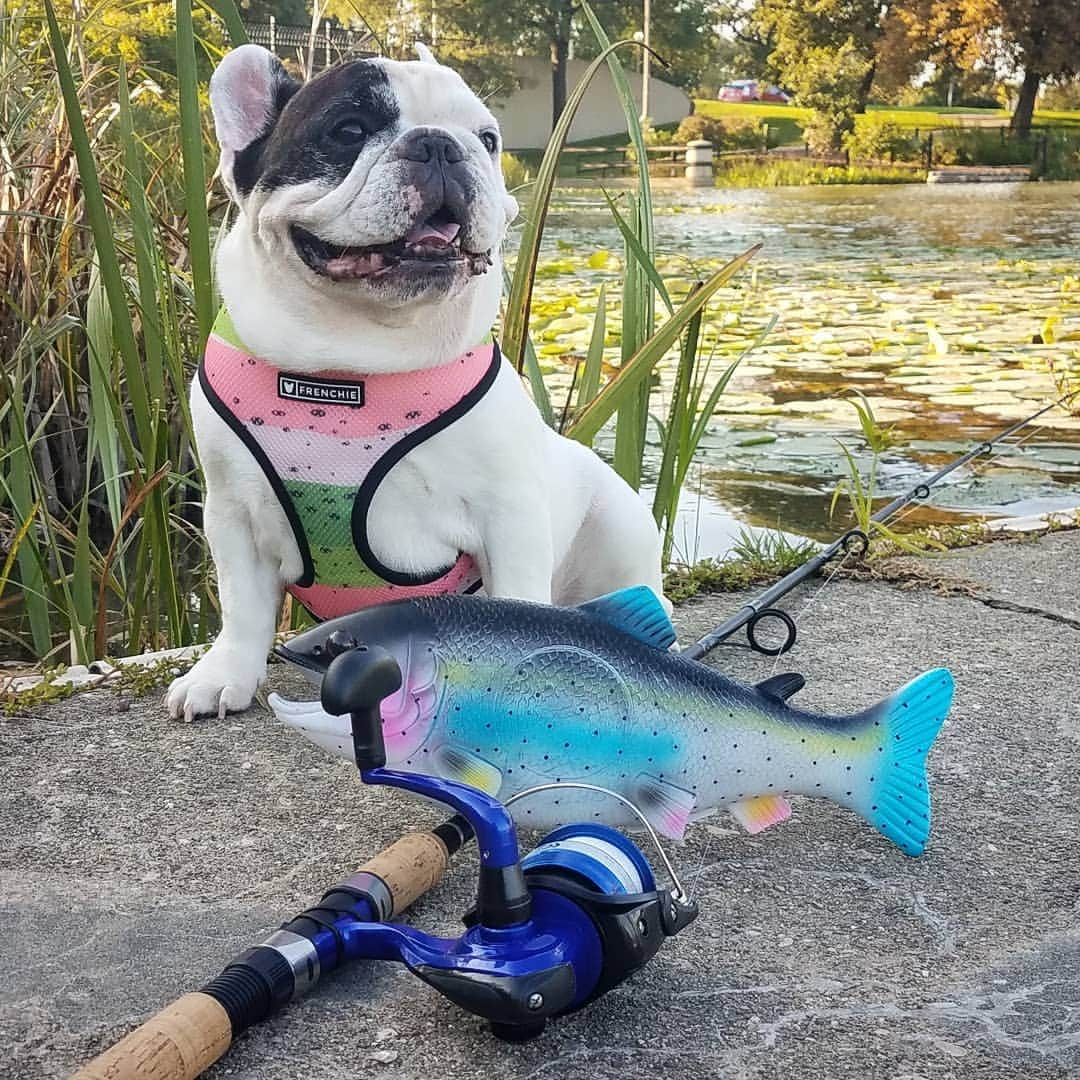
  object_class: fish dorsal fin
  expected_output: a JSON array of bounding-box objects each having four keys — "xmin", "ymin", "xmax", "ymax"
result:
[
  {"xmin": 578, "ymin": 586, "xmax": 676, "ymax": 650},
  {"xmin": 755, "ymin": 673, "xmax": 805, "ymax": 703}
]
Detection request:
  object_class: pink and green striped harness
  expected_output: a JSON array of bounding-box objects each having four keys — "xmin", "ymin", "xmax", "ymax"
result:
[{"xmin": 199, "ymin": 309, "xmax": 499, "ymax": 620}]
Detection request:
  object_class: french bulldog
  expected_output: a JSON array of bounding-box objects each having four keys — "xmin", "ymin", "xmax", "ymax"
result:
[{"xmin": 166, "ymin": 43, "xmax": 668, "ymax": 721}]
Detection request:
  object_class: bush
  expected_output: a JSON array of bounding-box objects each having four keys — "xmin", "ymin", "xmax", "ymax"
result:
[
  {"xmin": 1039, "ymin": 79, "xmax": 1080, "ymax": 112},
  {"xmin": 933, "ymin": 129, "xmax": 1034, "ymax": 167},
  {"xmin": 803, "ymin": 114, "xmax": 845, "ymax": 155},
  {"xmin": 674, "ymin": 113, "xmax": 764, "ymax": 151},
  {"xmin": 714, "ymin": 158, "xmax": 923, "ymax": 187},
  {"xmin": 844, "ymin": 115, "xmax": 920, "ymax": 163},
  {"xmin": 640, "ymin": 118, "xmax": 677, "ymax": 146}
]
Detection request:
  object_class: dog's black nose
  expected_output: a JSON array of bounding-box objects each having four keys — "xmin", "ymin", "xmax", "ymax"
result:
[{"xmin": 400, "ymin": 129, "xmax": 465, "ymax": 165}]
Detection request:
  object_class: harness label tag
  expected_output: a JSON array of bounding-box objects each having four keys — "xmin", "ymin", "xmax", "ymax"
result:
[{"xmin": 278, "ymin": 373, "xmax": 365, "ymax": 407}]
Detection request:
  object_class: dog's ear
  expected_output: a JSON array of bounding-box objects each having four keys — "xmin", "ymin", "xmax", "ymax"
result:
[
  {"xmin": 415, "ymin": 42, "xmax": 440, "ymax": 65},
  {"xmin": 210, "ymin": 44, "xmax": 299, "ymax": 198}
]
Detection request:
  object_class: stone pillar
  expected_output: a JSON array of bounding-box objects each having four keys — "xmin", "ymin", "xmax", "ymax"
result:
[{"xmin": 684, "ymin": 139, "xmax": 713, "ymax": 187}]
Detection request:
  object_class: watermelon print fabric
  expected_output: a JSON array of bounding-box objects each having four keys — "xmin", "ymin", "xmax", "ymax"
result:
[{"xmin": 198, "ymin": 308, "xmax": 499, "ymax": 620}]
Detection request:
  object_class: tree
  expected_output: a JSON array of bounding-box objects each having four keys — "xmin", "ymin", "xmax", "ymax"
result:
[
  {"xmin": 426, "ymin": 0, "xmax": 713, "ymax": 129},
  {"xmin": 983, "ymin": 0, "xmax": 1080, "ymax": 134},
  {"xmin": 712, "ymin": 0, "xmax": 778, "ymax": 83},
  {"xmin": 893, "ymin": 0, "xmax": 1080, "ymax": 134},
  {"xmin": 755, "ymin": 0, "xmax": 885, "ymax": 151},
  {"xmin": 590, "ymin": 0, "xmax": 716, "ymax": 93}
]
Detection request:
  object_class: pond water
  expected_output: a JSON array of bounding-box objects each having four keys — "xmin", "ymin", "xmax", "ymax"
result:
[{"xmin": 530, "ymin": 181, "xmax": 1080, "ymax": 560}]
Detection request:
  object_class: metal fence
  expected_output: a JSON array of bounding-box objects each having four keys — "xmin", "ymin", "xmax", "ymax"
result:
[{"xmin": 241, "ymin": 20, "xmax": 376, "ymax": 68}]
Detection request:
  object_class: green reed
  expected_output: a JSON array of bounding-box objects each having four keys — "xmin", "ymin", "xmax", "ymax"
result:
[{"xmin": 1, "ymin": 1, "xmax": 757, "ymax": 663}]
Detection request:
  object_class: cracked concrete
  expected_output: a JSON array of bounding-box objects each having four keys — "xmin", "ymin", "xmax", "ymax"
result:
[{"xmin": 2, "ymin": 531, "xmax": 1079, "ymax": 1079}]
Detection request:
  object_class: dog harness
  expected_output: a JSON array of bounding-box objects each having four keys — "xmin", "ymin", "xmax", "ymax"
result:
[{"xmin": 198, "ymin": 308, "xmax": 500, "ymax": 620}]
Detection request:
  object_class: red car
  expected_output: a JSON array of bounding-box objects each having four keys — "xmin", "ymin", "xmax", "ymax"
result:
[{"xmin": 718, "ymin": 80, "xmax": 792, "ymax": 104}]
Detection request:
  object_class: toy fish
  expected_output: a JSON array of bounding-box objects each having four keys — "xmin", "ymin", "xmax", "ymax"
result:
[{"xmin": 270, "ymin": 587, "xmax": 953, "ymax": 855}]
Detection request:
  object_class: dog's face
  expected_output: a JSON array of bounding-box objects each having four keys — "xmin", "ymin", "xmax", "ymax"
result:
[{"xmin": 210, "ymin": 45, "xmax": 517, "ymax": 309}]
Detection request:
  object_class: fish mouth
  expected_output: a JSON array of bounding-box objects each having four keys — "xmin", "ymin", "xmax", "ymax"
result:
[
  {"xmin": 290, "ymin": 207, "xmax": 494, "ymax": 285},
  {"xmin": 274, "ymin": 642, "xmax": 326, "ymax": 675}
]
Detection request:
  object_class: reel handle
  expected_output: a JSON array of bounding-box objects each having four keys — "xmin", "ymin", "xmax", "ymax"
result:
[{"xmin": 320, "ymin": 643, "xmax": 402, "ymax": 769}]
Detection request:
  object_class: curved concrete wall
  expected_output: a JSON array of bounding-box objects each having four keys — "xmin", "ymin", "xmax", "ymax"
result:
[{"xmin": 492, "ymin": 56, "xmax": 692, "ymax": 150}]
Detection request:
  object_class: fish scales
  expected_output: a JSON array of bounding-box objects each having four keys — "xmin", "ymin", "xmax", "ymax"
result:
[{"xmin": 271, "ymin": 588, "xmax": 953, "ymax": 855}]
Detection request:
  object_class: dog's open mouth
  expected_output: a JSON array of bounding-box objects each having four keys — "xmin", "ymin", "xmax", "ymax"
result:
[{"xmin": 291, "ymin": 208, "xmax": 493, "ymax": 284}]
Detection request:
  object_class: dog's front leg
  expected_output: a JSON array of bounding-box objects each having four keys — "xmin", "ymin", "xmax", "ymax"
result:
[
  {"xmin": 165, "ymin": 505, "xmax": 280, "ymax": 721},
  {"xmin": 479, "ymin": 496, "xmax": 555, "ymax": 604}
]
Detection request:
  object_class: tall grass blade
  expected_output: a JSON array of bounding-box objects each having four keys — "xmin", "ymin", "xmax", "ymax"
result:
[
  {"xmin": 503, "ymin": 266, "xmax": 554, "ymax": 427},
  {"xmin": 651, "ymin": 305, "xmax": 700, "ymax": 540},
  {"xmin": 118, "ymin": 62, "xmax": 165, "ymax": 422},
  {"xmin": 43, "ymin": 0, "xmax": 152, "ymax": 455},
  {"xmin": 85, "ymin": 258, "xmax": 123, "ymax": 532},
  {"xmin": 580, "ymin": 2, "xmax": 655, "ymax": 256},
  {"xmin": 177, "ymin": 0, "xmax": 214, "ymax": 344},
  {"xmin": 600, "ymin": 188, "xmax": 672, "ymax": 315},
  {"xmin": 201, "ymin": 0, "xmax": 249, "ymax": 45},
  {"xmin": 502, "ymin": 39, "xmax": 645, "ymax": 373},
  {"xmin": 567, "ymin": 245, "xmax": 760, "ymax": 445},
  {"xmin": 576, "ymin": 282, "xmax": 607, "ymax": 410}
]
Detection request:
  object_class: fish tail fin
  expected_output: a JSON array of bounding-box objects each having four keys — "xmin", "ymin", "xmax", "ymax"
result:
[{"xmin": 860, "ymin": 668, "xmax": 953, "ymax": 857}]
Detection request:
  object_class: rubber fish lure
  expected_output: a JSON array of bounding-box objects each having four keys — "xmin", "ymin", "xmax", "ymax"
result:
[{"xmin": 270, "ymin": 587, "xmax": 953, "ymax": 855}]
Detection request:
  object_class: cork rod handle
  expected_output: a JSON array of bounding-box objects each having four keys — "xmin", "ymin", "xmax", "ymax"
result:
[{"xmin": 71, "ymin": 830, "xmax": 452, "ymax": 1080}]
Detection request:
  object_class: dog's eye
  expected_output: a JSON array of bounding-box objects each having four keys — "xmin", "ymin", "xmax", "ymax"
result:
[
  {"xmin": 479, "ymin": 130, "xmax": 499, "ymax": 154},
  {"xmin": 328, "ymin": 118, "xmax": 368, "ymax": 146}
]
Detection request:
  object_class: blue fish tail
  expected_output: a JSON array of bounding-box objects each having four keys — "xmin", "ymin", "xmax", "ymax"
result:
[{"xmin": 861, "ymin": 668, "xmax": 954, "ymax": 857}]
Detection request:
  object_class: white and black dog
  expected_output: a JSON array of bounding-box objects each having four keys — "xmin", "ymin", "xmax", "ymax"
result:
[{"xmin": 166, "ymin": 44, "xmax": 667, "ymax": 721}]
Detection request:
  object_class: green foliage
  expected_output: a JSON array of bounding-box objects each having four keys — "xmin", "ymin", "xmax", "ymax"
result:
[
  {"xmin": 755, "ymin": 0, "xmax": 881, "ymax": 151},
  {"xmin": 500, "ymin": 152, "xmax": 534, "ymax": 190},
  {"xmin": 0, "ymin": 0, "xmax": 247, "ymax": 662},
  {"xmin": 1, "ymin": 3, "xmax": 759, "ymax": 662},
  {"xmin": 1042, "ymin": 79, "xmax": 1080, "ymax": 111},
  {"xmin": 844, "ymin": 114, "xmax": 920, "ymax": 161},
  {"xmin": 830, "ymin": 393, "xmax": 940, "ymax": 556},
  {"xmin": 663, "ymin": 529, "xmax": 815, "ymax": 602},
  {"xmin": 1, "ymin": 653, "xmax": 196, "ymax": 716},
  {"xmin": 729, "ymin": 527, "xmax": 818, "ymax": 575},
  {"xmin": 714, "ymin": 158, "xmax": 923, "ymax": 186},
  {"xmin": 675, "ymin": 113, "xmax": 765, "ymax": 151},
  {"xmin": 933, "ymin": 128, "xmax": 1035, "ymax": 167}
]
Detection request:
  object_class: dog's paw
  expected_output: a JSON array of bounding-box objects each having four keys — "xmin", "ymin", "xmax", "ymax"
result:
[{"xmin": 165, "ymin": 657, "xmax": 261, "ymax": 722}]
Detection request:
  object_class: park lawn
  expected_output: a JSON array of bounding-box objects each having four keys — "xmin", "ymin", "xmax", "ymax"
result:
[{"xmin": 695, "ymin": 99, "xmax": 1080, "ymax": 146}]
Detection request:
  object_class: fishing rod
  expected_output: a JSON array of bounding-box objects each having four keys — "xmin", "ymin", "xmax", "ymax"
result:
[
  {"xmin": 683, "ymin": 392, "xmax": 1077, "ymax": 661},
  {"xmin": 74, "ymin": 646, "xmax": 697, "ymax": 1078}
]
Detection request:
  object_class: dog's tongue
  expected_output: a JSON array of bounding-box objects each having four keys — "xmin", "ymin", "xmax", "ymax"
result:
[{"xmin": 406, "ymin": 218, "xmax": 461, "ymax": 246}]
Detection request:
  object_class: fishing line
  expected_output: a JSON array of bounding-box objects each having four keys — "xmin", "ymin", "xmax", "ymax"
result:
[
  {"xmin": 686, "ymin": 390, "xmax": 1078, "ymax": 661},
  {"xmin": 687, "ymin": 827, "xmax": 715, "ymax": 904},
  {"xmin": 766, "ymin": 549, "xmax": 853, "ymax": 677},
  {"xmin": 770, "ymin": 395, "xmax": 1075, "ymax": 666},
  {"xmin": 883, "ymin": 413, "xmax": 1064, "ymax": 535}
]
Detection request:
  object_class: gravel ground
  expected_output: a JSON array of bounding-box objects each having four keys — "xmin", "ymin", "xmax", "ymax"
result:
[{"xmin": 2, "ymin": 532, "xmax": 1078, "ymax": 1080}]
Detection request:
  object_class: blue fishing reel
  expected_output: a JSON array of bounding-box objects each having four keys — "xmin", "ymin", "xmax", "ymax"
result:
[{"xmin": 311, "ymin": 640, "xmax": 699, "ymax": 1039}]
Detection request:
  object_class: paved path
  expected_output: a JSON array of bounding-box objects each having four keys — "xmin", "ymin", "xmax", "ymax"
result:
[{"xmin": 2, "ymin": 533, "xmax": 1078, "ymax": 1079}]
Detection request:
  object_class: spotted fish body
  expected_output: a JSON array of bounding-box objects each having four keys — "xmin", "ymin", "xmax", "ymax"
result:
[{"xmin": 271, "ymin": 588, "xmax": 953, "ymax": 855}]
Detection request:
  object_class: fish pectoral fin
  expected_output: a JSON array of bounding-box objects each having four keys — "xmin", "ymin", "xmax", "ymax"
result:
[
  {"xmin": 432, "ymin": 745, "xmax": 503, "ymax": 796},
  {"xmin": 755, "ymin": 673, "xmax": 805, "ymax": 703},
  {"xmin": 730, "ymin": 794, "xmax": 793, "ymax": 835},
  {"xmin": 633, "ymin": 774, "xmax": 697, "ymax": 840},
  {"xmin": 578, "ymin": 586, "xmax": 677, "ymax": 651}
]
